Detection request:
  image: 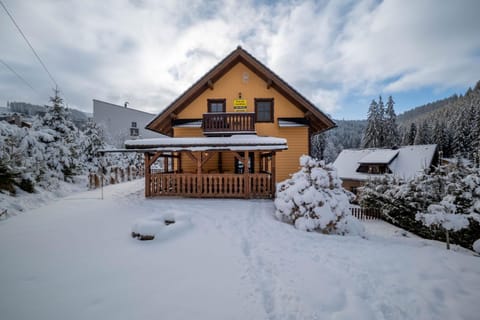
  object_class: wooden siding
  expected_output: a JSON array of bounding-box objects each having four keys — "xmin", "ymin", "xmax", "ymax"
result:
[
  {"xmin": 176, "ymin": 62, "xmax": 304, "ymax": 119},
  {"xmin": 341, "ymin": 179, "xmax": 364, "ymax": 194},
  {"xmin": 173, "ymin": 62, "xmax": 309, "ymax": 183}
]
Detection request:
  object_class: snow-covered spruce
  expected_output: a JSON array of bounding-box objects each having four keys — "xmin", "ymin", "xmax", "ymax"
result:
[{"xmin": 274, "ymin": 155, "xmax": 364, "ymax": 235}]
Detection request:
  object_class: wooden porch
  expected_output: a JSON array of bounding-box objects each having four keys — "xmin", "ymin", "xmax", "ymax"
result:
[{"xmin": 144, "ymin": 150, "xmax": 277, "ymax": 198}]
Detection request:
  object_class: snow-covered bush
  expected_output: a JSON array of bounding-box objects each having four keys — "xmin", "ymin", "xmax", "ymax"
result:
[
  {"xmin": 275, "ymin": 155, "xmax": 363, "ymax": 236},
  {"xmin": 360, "ymin": 162, "xmax": 480, "ymax": 249},
  {"xmin": 416, "ymin": 195, "xmax": 471, "ymax": 249}
]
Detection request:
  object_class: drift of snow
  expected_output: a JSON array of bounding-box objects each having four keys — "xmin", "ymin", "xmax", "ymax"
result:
[
  {"xmin": 473, "ymin": 239, "xmax": 480, "ymax": 253},
  {"xmin": 131, "ymin": 212, "xmax": 192, "ymax": 240},
  {"xmin": 1, "ymin": 180, "xmax": 479, "ymax": 320}
]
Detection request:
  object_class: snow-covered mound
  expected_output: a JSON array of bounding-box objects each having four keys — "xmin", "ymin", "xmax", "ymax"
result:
[
  {"xmin": 474, "ymin": 239, "xmax": 480, "ymax": 254},
  {"xmin": 275, "ymin": 155, "xmax": 364, "ymax": 236},
  {"xmin": 131, "ymin": 212, "xmax": 192, "ymax": 241}
]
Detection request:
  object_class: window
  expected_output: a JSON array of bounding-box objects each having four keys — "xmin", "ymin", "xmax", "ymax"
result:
[
  {"xmin": 208, "ymin": 99, "xmax": 226, "ymax": 113},
  {"xmin": 131, "ymin": 122, "xmax": 137, "ymax": 128},
  {"xmin": 234, "ymin": 152, "xmax": 254, "ymax": 174},
  {"xmin": 255, "ymin": 98, "xmax": 274, "ymax": 122},
  {"xmin": 130, "ymin": 128, "xmax": 139, "ymax": 136}
]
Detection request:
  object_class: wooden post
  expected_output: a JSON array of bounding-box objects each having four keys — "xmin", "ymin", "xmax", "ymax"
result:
[
  {"xmin": 195, "ymin": 152, "xmax": 202, "ymax": 194},
  {"xmin": 178, "ymin": 153, "xmax": 182, "ymax": 173},
  {"xmin": 144, "ymin": 152, "xmax": 151, "ymax": 197},
  {"xmin": 218, "ymin": 152, "xmax": 223, "ymax": 173},
  {"xmin": 244, "ymin": 152, "xmax": 250, "ymax": 199},
  {"xmin": 164, "ymin": 156, "xmax": 168, "ymax": 173},
  {"xmin": 271, "ymin": 152, "xmax": 276, "ymax": 198}
]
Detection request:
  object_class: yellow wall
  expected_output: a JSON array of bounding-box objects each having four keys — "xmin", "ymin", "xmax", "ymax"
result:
[{"xmin": 173, "ymin": 62, "xmax": 309, "ymax": 182}]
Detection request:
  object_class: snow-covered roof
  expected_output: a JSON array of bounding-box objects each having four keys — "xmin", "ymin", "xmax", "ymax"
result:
[
  {"xmin": 122, "ymin": 135, "xmax": 288, "ymax": 152},
  {"xmin": 358, "ymin": 149, "xmax": 399, "ymax": 164},
  {"xmin": 333, "ymin": 144, "xmax": 437, "ymax": 181},
  {"xmin": 278, "ymin": 120, "xmax": 307, "ymax": 127}
]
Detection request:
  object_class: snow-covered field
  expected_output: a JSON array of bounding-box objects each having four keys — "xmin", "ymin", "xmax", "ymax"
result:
[{"xmin": 1, "ymin": 180, "xmax": 479, "ymax": 320}]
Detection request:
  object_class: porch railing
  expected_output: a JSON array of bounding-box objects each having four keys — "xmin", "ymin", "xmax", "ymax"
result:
[
  {"xmin": 349, "ymin": 207, "xmax": 382, "ymax": 220},
  {"xmin": 202, "ymin": 113, "xmax": 255, "ymax": 135},
  {"xmin": 149, "ymin": 173, "xmax": 272, "ymax": 198}
]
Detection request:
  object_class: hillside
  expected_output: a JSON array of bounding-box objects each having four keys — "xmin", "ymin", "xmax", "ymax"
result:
[
  {"xmin": 7, "ymin": 101, "xmax": 90, "ymax": 128},
  {"xmin": 397, "ymin": 95, "xmax": 459, "ymax": 124},
  {"xmin": 317, "ymin": 80, "xmax": 480, "ymax": 162}
]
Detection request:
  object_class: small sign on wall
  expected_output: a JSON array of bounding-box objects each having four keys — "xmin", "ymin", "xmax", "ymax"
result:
[{"xmin": 233, "ymin": 99, "xmax": 247, "ymax": 112}]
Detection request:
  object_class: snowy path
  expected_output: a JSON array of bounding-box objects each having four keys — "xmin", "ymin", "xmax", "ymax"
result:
[{"xmin": 1, "ymin": 179, "xmax": 479, "ymax": 320}]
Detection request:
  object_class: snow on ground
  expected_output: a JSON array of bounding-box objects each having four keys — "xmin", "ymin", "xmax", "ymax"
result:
[
  {"xmin": 1, "ymin": 179, "xmax": 479, "ymax": 320},
  {"xmin": 0, "ymin": 176, "xmax": 88, "ymax": 217}
]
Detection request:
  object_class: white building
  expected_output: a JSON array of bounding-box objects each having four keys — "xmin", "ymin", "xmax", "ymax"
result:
[
  {"xmin": 93, "ymin": 99, "xmax": 164, "ymax": 147},
  {"xmin": 333, "ymin": 144, "xmax": 438, "ymax": 194}
]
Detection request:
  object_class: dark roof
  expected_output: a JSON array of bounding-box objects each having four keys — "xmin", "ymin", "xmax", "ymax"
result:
[{"xmin": 146, "ymin": 46, "xmax": 336, "ymax": 135}]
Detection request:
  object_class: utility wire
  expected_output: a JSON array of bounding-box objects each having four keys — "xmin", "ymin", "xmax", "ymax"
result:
[
  {"xmin": 0, "ymin": 0, "xmax": 58, "ymax": 88},
  {"xmin": 0, "ymin": 57, "xmax": 41, "ymax": 96}
]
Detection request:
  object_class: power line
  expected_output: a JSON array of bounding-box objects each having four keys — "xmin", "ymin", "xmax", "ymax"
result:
[
  {"xmin": 0, "ymin": 0, "xmax": 58, "ymax": 88},
  {"xmin": 0, "ymin": 57, "xmax": 41, "ymax": 96}
]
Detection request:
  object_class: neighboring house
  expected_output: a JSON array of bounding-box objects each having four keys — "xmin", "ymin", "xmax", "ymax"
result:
[
  {"xmin": 124, "ymin": 46, "xmax": 335, "ymax": 198},
  {"xmin": 333, "ymin": 144, "xmax": 438, "ymax": 194},
  {"xmin": 0, "ymin": 114, "xmax": 32, "ymax": 128},
  {"xmin": 93, "ymin": 99, "xmax": 163, "ymax": 146}
]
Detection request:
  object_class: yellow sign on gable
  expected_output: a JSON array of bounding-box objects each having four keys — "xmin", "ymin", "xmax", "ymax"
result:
[
  {"xmin": 234, "ymin": 105, "xmax": 247, "ymax": 112},
  {"xmin": 233, "ymin": 99, "xmax": 247, "ymax": 112},
  {"xmin": 233, "ymin": 99, "xmax": 247, "ymax": 107}
]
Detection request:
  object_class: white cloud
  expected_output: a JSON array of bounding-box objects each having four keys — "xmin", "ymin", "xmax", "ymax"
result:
[
  {"xmin": 311, "ymin": 88, "xmax": 341, "ymax": 114},
  {"xmin": 0, "ymin": 0, "xmax": 479, "ymax": 117}
]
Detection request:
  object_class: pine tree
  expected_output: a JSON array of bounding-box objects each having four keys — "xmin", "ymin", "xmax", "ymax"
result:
[
  {"xmin": 384, "ymin": 96, "xmax": 399, "ymax": 147},
  {"xmin": 377, "ymin": 96, "xmax": 386, "ymax": 147},
  {"xmin": 452, "ymin": 108, "xmax": 472, "ymax": 157},
  {"xmin": 35, "ymin": 87, "xmax": 80, "ymax": 182},
  {"xmin": 81, "ymin": 119, "xmax": 106, "ymax": 165},
  {"xmin": 414, "ymin": 121, "xmax": 432, "ymax": 145},
  {"xmin": 407, "ymin": 123, "xmax": 417, "ymax": 145},
  {"xmin": 362, "ymin": 99, "xmax": 379, "ymax": 148}
]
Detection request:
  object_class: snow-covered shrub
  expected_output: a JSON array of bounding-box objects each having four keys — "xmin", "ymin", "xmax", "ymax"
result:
[
  {"xmin": 416, "ymin": 195, "xmax": 471, "ymax": 249},
  {"xmin": 360, "ymin": 162, "xmax": 480, "ymax": 249},
  {"xmin": 275, "ymin": 155, "xmax": 363, "ymax": 236}
]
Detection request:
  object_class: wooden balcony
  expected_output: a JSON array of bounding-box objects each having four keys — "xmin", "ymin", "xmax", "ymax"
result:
[{"xmin": 203, "ymin": 112, "xmax": 255, "ymax": 135}]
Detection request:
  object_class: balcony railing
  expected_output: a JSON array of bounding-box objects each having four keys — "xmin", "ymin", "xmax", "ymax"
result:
[
  {"xmin": 203, "ymin": 112, "xmax": 255, "ymax": 135},
  {"xmin": 148, "ymin": 173, "xmax": 273, "ymax": 198}
]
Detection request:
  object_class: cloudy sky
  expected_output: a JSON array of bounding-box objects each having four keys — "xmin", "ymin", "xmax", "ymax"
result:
[{"xmin": 1, "ymin": 0, "xmax": 479, "ymax": 120}]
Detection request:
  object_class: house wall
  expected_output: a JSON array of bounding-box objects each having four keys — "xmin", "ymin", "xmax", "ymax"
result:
[
  {"xmin": 173, "ymin": 62, "xmax": 309, "ymax": 182},
  {"xmin": 93, "ymin": 100, "xmax": 162, "ymax": 147},
  {"xmin": 341, "ymin": 179, "xmax": 364, "ymax": 195}
]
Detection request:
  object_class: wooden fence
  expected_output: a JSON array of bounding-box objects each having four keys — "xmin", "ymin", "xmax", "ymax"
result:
[
  {"xmin": 148, "ymin": 173, "xmax": 272, "ymax": 198},
  {"xmin": 88, "ymin": 166, "xmax": 144, "ymax": 189},
  {"xmin": 349, "ymin": 207, "xmax": 382, "ymax": 220}
]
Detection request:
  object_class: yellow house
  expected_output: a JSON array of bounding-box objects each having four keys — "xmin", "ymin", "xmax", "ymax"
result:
[{"xmin": 125, "ymin": 46, "xmax": 335, "ymax": 198}]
